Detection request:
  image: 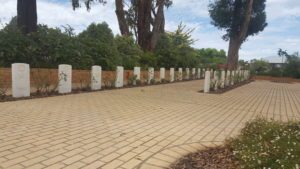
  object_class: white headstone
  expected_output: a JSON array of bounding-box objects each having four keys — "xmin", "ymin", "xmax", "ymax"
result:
[
  {"xmin": 214, "ymin": 71, "xmax": 219, "ymax": 91},
  {"xmin": 170, "ymin": 68, "xmax": 175, "ymax": 82},
  {"xmin": 160, "ymin": 68, "xmax": 165, "ymax": 81},
  {"xmin": 204, "ymin": 71, "xmax": 211, "ymax": 93},
  {"xmin": 210, "ymin": 69, "xmax": 214, "ymax": 79},
  {"xmin": 134, "ymin": 67, "xmax": 141, "ymax": 85},
  {"xmin": 148, "ymin": 67, "xmax": 154, "ymax": 84},
  {"xmin": 12, "ymin": 63, "xmax": 30, "ymax": 98},
  {"xmin": 197, "ymin": 68, "xmax": 201, "ymax": 79},
  {"xmin": 221, "ymin": 71, "xmax": 225, "ymax": 88},
  {"xmin": 226, "ymin": 70, "xmax": 231, "ymax": 86},
  {"xmin": 58, "ymin": 64, "xmax": 72, "ymax": 94},
  {"xmin": 91, "ymin": 66, "xmax": 102, "ymax": 90},
  {"xmin": 231, "ymin": 71, "xmax": 235, "ymax": 85},
  {"xmin": 134, "ymin": 67, "xmax": 141, "ymax": 80},
  {"xmin": 115, "ymin": 66, "xmax": 124, "ymax": 88},
  {"xmin": 192, "ymin": 68, "xmax": 196, "ymax": 79},
  {"xmin": 202, "ymin": 69, "xmax": 205, "ymax": 78},
  {"xmin": 185, "ymin": 68, "xmax": 190, "ymax": 80},
  {"xmin": 178, "ymin": 68, "xmax": 183, "ymax": 81}
]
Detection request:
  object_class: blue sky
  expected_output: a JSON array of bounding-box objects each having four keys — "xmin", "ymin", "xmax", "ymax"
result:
[{"xmin": 0, "ymin": 0, "xmax": 299, "ymax": 61}]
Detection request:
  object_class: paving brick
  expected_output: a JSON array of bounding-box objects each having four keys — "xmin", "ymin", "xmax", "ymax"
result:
[{"xmin": 0, "ymin": 80, "xmax": 299, "ymax": 169}]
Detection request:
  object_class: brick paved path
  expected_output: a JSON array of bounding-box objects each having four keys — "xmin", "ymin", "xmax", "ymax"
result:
[{"xmin": 0, "ymin": 80, "xmax": 300, "ymax": 169}]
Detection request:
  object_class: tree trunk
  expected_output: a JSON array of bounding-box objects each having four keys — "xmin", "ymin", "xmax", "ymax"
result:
[
  {"xmin": 227, "ymin": 37, "xmax": 241, "ymax": 70},
  {"xmin": 115, "ymin": 0, "xmax": 130, "ymax": 36},
  {"xmin": 137, "ymin": 0, "xmax": 152, "ymax": 51},
  {"xmin": 17, "ymin": 0, "xmax": 37, "ymax": 34},
  {"xmin": 150, "ymin": 1, "xmax": 164, "ymax": 50},
  {"xmin": 227, "ymin": 0, "xmax": 253, "ymax": 69}
]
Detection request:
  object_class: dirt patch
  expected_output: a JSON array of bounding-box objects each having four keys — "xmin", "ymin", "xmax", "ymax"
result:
[
  {"xmin": 170, "ymin": 145, "xmax": 239, "ymax": 169},
  {"xmin": 199, "ymin": 80, "xmax": 254, "ymax": 94}
]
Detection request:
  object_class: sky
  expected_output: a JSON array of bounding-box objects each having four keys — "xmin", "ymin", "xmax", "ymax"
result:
[{"xmin": 0, "ymin": 0, "xmax": 299, "ymax": 61}]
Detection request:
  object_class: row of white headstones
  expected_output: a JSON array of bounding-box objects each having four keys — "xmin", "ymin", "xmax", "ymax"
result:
[
  {"xmin": 10, "ymin": 63, "xmax": 207, "ymax": 98},
  {"xmin": 203, "ymin": 69, "xmax": 251, "ymax": 93}
]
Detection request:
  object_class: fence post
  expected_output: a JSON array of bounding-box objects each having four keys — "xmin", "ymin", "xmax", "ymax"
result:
[
  {"xmin": 12, "ymin": 63, "xmax": 30, "ymax": 98},
  {"xmin": 58, "ymin": 64, "xmax": 72, "ymax": 94}
]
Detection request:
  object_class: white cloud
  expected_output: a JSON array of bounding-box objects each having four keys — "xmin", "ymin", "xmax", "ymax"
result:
[
  {"xmin": 0, "ymin": 0, "xmax": 119, "ymax": 34},
  {"xmin": 0, "ymin": 0, "xmax": 299, "ymax": 60}
]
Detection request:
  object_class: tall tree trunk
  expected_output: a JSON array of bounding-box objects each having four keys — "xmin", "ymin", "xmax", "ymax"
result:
[
  {"xmin": 17, "ymin": 0, "xmax": 37, "ymax": 34},
  {"xmin": 150, "ymin": 1, "xmax": 164, "ymax": 50},
  {"xmin": 115, "ymin": 0, "xmax": 130, "ymax": 36},
  {"xmin": 137, "ymin": 0, "xmax": 152, "ymax": 51},
  {"xmin": 227, "ymin": 0, "xmax": 253, "ymax": 69},
  {"xmin": 227, "ymin": 37, "xmax": 241, "ymax": 70}
]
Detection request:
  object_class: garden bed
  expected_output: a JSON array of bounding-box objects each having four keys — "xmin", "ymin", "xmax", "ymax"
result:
[
  {"xmin": 171, "ymin": 145, "xmax": 238, "ymax": 169},
  {"xmin": 170, "ymin": 118, "xmax": 300, "ymax": 169},
  {"xmin": 0, "ymin": 78, "xmax": 203, "ymax": 102},
  {"xmin": 199, "ymin": 79, "xmax": 254, "ymax": 94}
]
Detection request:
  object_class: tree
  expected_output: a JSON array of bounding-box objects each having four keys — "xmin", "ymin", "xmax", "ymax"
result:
[
  {"xmin": 250, "ymin": 59, "xmax": 270, "ymax": 75},
  {"xmin": 17, "ymin": 0, "xmax": 38, "ymax": 34},
  {"xmin": 71, "ymin": 0, "xmax": 172, "ymax": 51},
  {"xmin": 209, "ymin": 0, "xmax": 267, "ymax": 69}
]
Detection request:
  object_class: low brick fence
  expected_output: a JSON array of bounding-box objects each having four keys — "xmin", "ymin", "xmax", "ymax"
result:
[{"xmin": 252, "ymin": 75, "xmax": 300, "ymax": 83}]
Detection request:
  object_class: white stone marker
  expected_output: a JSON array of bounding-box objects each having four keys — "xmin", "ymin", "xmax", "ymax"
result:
[
  {"xmin": 202, "ymin": 69, "xmax": 206, "ymax": 78},
  {"xmin": 91, "ymin": 66, "xmax": 102, "ymax": 90},
  {"xmin": 12, "ymin": 63, "xmax": 30, "ymax": 98},
  {"xmin": 160, "ymin": 68, "xmax": 165, "ymax": 82},
  {"xmin": 178, "ymin": 68, "xmax": 183, "ymax": 81},
  {"xmin": 226, "ymin": 70, "xmax": 231, "ymax": 86},
  {"xmin": 133, "ymin": 67, "xmax": 141, "ymax": 85},
  {"xmin": 58, "ymin": 64, "xmax": 72, "ymax": 94},
  {"xmin": 197, "ymin": 68, "xmax": 201, "ymax": 79},
  {"xmin": 214, "ymin": 71, "xmax": 219, "ymax": 91},
  {"xmin": 148, "ymin": 67, "xmax": 154, "ymax": 84},
  {"xmin": 192, "ymin": 68, "xmax": 196, "ymax": 79},
  {"xmin": 210, "ymin": 69, "xmax": 214, "ymax": 79},
  {"xmin": 231, "ymin": 71, "xmax": 235, "ymax": 85},
  {"xmin": 185, "ymin": 68, "xmax": 190, "ymax": 80},
  {"xmin": 170, "ymin": 68, "xmax": 175, "ymax": 82},
  {"xmin": 221, "ymin": 70, "xmax": 225, "ymax": 88},
  {"xmin": 204, "ymin": 71, "xmax": 211, "ymax": 93},
  {"xmin": 115, "ymin": 66, "xmax": 124, "ymax": 88}
]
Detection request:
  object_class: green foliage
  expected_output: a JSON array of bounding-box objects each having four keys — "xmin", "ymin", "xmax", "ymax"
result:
[
  {"xmin": 209, "ymin": 0, "xmax": 267, "ymax": 41},
  {"xmin": 283, "ymin": 52, "xmax": 300, "ymax": 78},
  {"xmin": 0, "ymin": 18, "xmax": 228, "ymax": 70},
  {"xmin": 250, "ymin": 59, "xmax": 271, "ymax": 75},
  {"xmin": 230, "ymin": 118, "xmax": 300, "ymax": 169}
]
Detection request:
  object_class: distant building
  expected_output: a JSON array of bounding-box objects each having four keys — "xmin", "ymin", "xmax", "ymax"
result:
[{"xmin": 262, "ymin": 55, "xmax": 287, "ymax": 68}]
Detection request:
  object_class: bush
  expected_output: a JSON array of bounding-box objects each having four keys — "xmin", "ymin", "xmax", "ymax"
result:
[{"xmin": 229, "ymin": 118, "xmax": 300, "ymax": 169}]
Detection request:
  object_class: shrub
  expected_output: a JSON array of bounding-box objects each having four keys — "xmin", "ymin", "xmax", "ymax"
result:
[
  {"xmin": 0, "ymin": 73, "xmax": 7, "ymax": 99},
  {"xmin": 229, "ymin": 118, "xmax": 300, "ymax": 169}
]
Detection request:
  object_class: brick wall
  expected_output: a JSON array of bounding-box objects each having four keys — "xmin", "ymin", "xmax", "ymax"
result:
[{"xmin": 0, "ymin": 68, "xmax": 172, "ymax": 90}]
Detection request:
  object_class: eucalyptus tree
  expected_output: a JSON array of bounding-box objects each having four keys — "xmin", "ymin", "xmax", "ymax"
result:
[
  {"xmin": 17, "ymin": 0, "xmax": 38, "ymax": 34},
  {"xmin": 71, "ymin": 0, "xmax": 172, "ymax": 51},
  {"xmin": 209, "ymin": 0, "xmax": 267, "ymax": 69}
]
